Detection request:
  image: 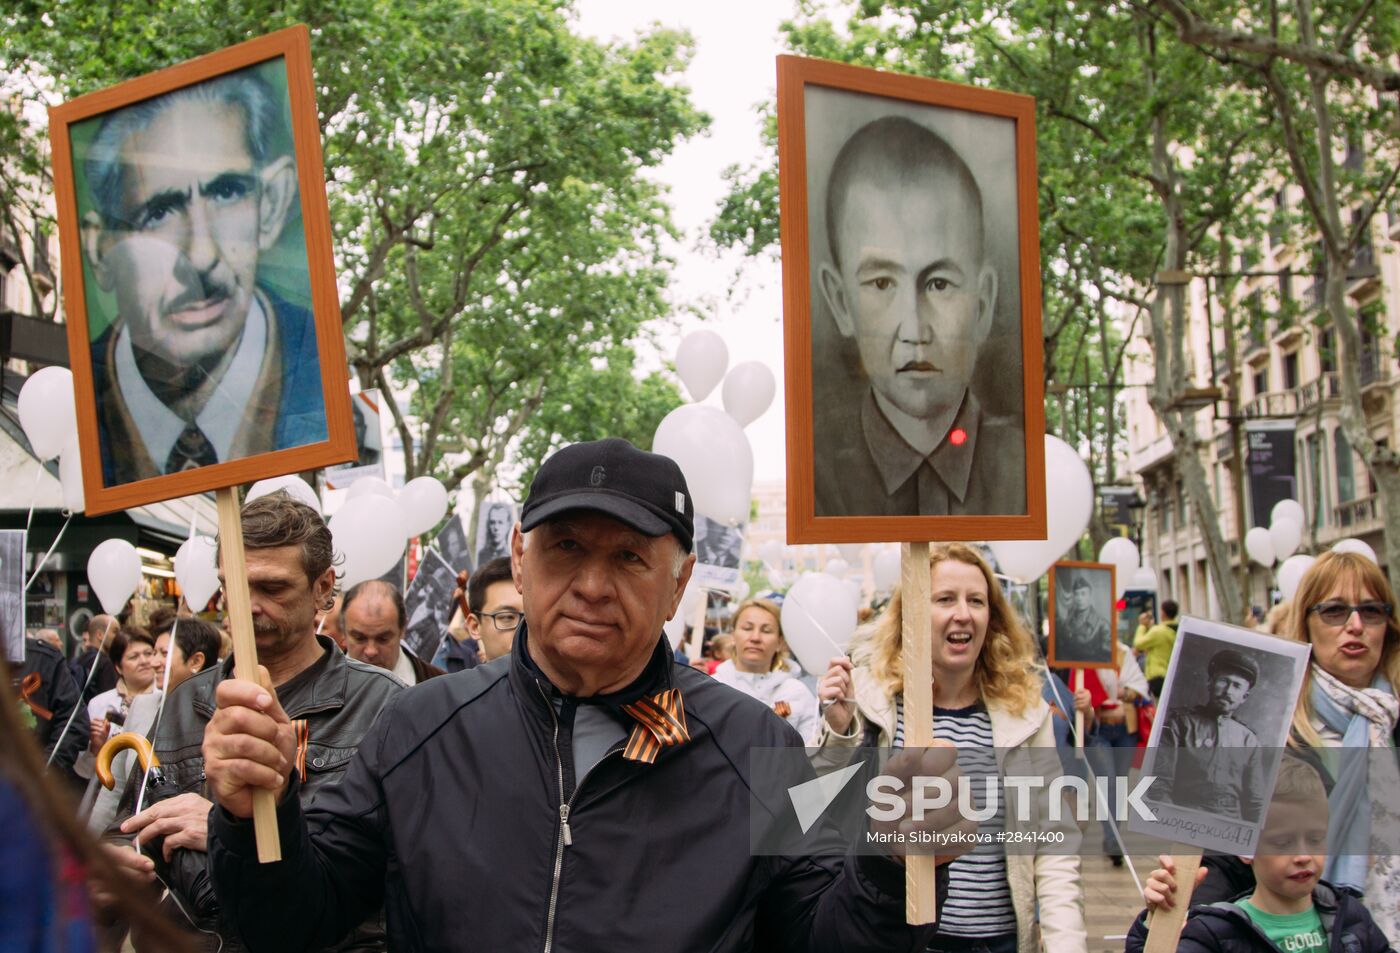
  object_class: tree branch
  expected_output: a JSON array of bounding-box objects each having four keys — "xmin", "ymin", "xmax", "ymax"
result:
[{"xmin": 1147, "ymin": 0, "xmax": 1400, "ymax": 92}]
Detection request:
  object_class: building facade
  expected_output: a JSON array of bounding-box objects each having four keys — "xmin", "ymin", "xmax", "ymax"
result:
[{"xmin": 1123, "ymin": 193, "xmax": 1400, "ymax": 619}]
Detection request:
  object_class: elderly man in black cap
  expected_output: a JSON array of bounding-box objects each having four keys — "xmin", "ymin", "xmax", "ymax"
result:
[
  {"xmin": 201, "ymin": 437, "xmax": 966, "ymax": 952},
  {"xmin": 1156, "ymin": 647, "xmax": 1264, "ymax": 821}
]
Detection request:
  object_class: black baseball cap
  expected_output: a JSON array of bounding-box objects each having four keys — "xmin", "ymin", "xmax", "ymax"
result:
[{"xmin": 520, "ymin": 438, "xmax": 695, "ymax": 552}]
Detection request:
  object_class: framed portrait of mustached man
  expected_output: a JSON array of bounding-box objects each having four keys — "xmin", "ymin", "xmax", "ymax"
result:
[
  {"xmin": 49, "ymin": 25, "xmax": 354, "ymax": 515},
  {"xmin": 777, "ymin": 55, "xmax": 1046, "ymax": 544}
]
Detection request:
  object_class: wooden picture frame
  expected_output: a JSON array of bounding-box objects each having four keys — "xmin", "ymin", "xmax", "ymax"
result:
[
  {"xmin": 777, "ymin": 55, "xmax": 1045, "ymax": 544},
  {"xmin": 49, "ymin": 25, "xmax": 354, "ymax": 516},
  {"xmin": 1047, "ymin": 560, "xmax": 1119, "ymax": 670}
]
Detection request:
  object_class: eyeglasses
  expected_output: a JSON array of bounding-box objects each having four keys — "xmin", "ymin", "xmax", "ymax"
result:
[
  {"xmin": 477, "ymin": 610, "xmax": 522, "ymax": 631},
  {"xmin": 1308, "ymin": 601, "xmax": 1392, "ymax": 626}
]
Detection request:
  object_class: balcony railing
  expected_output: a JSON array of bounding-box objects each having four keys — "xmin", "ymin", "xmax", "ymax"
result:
[
  {"xmin": 1297, "ymin": 372, "xmax": 1340, "ymax": 411},
  {"xmin": 1244, "ymin": 389, "xmax": 1299, "ymax": 418},
  {"xmin": 1305, "ymin": 275, "xmax": 1326, "ymax": 310},
  {"xmin": 1334, "ymin": 493, "xmax": 1382, "ymax": 534},
  {"xmin": 1360, "ymin": 347, "xmax": 1388, "ymax": 388}
]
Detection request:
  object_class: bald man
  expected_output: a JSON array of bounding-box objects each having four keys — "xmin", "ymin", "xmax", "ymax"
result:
[{"xmin": 341, "ymin": 580, "xmax": 444, "ymax": 686}]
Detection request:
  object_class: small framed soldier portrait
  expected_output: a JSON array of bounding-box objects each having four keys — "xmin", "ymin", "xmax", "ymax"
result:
[{"xmin": 1047, "ymin": 561, "xmax": 1118, "ymax": 669}]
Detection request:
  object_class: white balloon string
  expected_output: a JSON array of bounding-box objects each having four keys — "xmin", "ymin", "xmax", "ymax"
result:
[
  {"xmin": 134, "ymin": 616, "xmax": 181, "ymax": 842},
  {"xmin": 24, "ymin": 465, "xmax": 41, "ymax": 533},
  {"xmin": 25, "ymin": 513, "xmax": 73, "ymax": 593},
  {"xmin": 46, "ymin": 616, "xmax": 115, "ymax": 767}
]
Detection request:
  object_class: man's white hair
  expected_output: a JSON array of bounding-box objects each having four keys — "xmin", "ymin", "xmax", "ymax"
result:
[{"xmin": 521, "ymin": 527, "xmax": 688, "ymax": 579}]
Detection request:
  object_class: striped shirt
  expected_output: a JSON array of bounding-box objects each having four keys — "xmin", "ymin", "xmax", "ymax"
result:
[{"xmin": 894, "ymin": 696, "xmax": 1017, "ymax": 940}]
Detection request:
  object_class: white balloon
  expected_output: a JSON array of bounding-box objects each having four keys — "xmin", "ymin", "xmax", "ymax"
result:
[
  {"xmin": 247, "ymin": 475, "xmax": 322, "ymax": 515},
  {"xmin": 87, "ymin": 539, "xmax": 142, "ymax": 616},
  {"xmin": 175, "ymin": 535, "xmax": 221, "ymax": 612},
  {"xmin": 766, "ymin": 567, "xmax": 786, "ymax": 590},
  {"xmin": 664, "ymin": 573, "xmax": 707, "ymax": 649},
  {"xmin": 1277, "ymin": 554, "xmax": 1317, "ymax": 600},
  {"xmin": 1271, "ymin": 500, "xmax": 1306, "ymax": 532},
  {"xmin": 18, "ymin": 366, "xmax": 76, "ymax": 461},
  {"xmin": 836, "ymin": 543, "xmax": 865, "ymax": 564},
  {"xmin": 330, "ymin": 495, "xmax": 408, "ymax": 588},
  {"xmin": 824, "ymin": 557, "xmax": 849, "ymax": 580},
  {"xmin": 1097, "ymin": 537, "xmax": 1140, "ymax": 596},
  {"xmin": 987, "ymin": 434, "xmax": 1092, "ymax": 582},
  {"xmin": 781, "ymin": 572, "xmax": 858, "ymax": 675},
  {"xmin": 675, "ymin": 330, "xmax": 729, "ymax": 402},
  {"xmin": 346, "ymin": 476, "xmax": 395, "ymax": 500},
  {"xmin": 1130, "ymin": 566, "xmax": 1159, "ymax": 591},
  {"xmin": 873, "ymin": 549, "xmax": 901, "ymax": 591},
  {"xmin": 58, "ymin": 434, "xmax": 85, "ymax": 514},
  {"xmin": 730, "ymin": 579, "xmax": 751, "ymax": 602},
  {"xmin": 720, "ymin": 361, "xmax": 776, "ymax": 427},
  {"xmin": 398, "ymin": 477, "xmax": 449, "ymax": 536},
  {"xmin": 1269, "ymin": 517, "xmax": 1302, "ymax": 562},
  {"xmin": 1244, "ymin": 526, "xmax": 1276, "ymax": 567},
  {"xmin": 759, "ymin": 539, "xmax": 784, "ymax": 567},
  {"xmin": 652, "ymin": 404, "xmax": 753, "ymax": 526},
  {"xmin": 1331, "ymin": 538, "xmax": 1379, "ymax": 564}
]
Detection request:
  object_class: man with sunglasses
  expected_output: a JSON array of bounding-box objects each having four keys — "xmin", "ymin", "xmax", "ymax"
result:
[{"xmin": 1156, "ymin": 647, "xmax": 1265, "ymax": 822}]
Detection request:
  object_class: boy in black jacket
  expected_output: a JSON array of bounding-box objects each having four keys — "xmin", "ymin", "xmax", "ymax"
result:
[{"xmin": 1127, "ymin": 758, "xmax": 1394, "ymax": 952}]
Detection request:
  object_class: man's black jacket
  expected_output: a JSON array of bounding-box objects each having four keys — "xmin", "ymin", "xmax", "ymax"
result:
[
  {"xmin": 121, "ymin": 636, "xmax": 402, "ymax": 951},
  {"xmin": 71, "ymin": 645, "xmax": 117, "ymax": 705},
  {"xmin": 17, "ymin": 638, "xmax": 86, "ymax": 775},
  {"xmin": 1125, "ymin": 882, "xmax": 1395, "ymax": 952},
  {"xmin": 210, "ymin": 628, "xmax": 941, "ymax": 952}
]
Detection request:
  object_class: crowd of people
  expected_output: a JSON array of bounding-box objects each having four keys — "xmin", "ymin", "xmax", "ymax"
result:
[{"xmin": 3, "ymin": 437, "xmax": 1398, "ymax": 952}]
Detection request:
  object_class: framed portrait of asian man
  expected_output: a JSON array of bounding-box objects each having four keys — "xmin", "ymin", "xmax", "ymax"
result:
[
  {"xmin": 49, "ymin": 25, "xmax": 355, "ymax": 515},
  {"xmin": 776, "ymin": 55, "xmax": 1045, "ymax": 544},
  {"xmin": 1047, "ymin": 561, "xmax": 1118, "ymax": 669}
]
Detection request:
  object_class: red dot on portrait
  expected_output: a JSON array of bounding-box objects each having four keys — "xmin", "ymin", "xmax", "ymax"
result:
[{"xmin": 949, "ymin": 428, "xmax": 967, "ymax": 446}]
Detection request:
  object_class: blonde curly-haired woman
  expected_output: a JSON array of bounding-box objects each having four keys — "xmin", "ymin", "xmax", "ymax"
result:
[{"xmin": 815, "ymin": 543, "xmax": 1086, "ymax": 953}]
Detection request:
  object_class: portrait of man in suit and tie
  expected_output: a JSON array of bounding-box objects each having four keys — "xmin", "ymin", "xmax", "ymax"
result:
[{"xmin": 73, "ymin": 61, "xmax": 326, "ymax": 487}]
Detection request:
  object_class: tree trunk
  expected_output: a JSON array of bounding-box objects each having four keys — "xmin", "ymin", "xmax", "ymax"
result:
[{"xmin": 1143, "ymin": 104, "xmax": 1245, "ymax": 624}]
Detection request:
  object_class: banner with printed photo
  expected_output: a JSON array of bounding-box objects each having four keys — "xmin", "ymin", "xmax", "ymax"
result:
[
  {"xmin": 324, "ymin": 389, "xmax": 386, "ymax": 490},
  {"xmin": 401, "ymin": 550, "xmax": 458, "ymax": 662},
  {"xmin": 433, "ymin": 514, "xmax": 472, "ymax": 574},
  {"xmin": 0, "ymin": 531, "xmax": 26, "ymax": 662},
  {"xmin": 474, "ymin": 500, "xmax": 517, "ymax": 569},
  {"xmin": 693, "ymin": 515, "xmax": 746, "ymax": 592}
]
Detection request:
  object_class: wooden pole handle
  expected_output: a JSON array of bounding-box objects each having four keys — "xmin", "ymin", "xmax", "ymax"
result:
[
  {"xmin": 900, "ymin": 541, "xmax": 936, "ymax": 925},
  {"xmin": 216, "ymin": 486, "xmax": 281, "ymax": 864},
  {"xmin": 1074, "ymin": 668, "xmax": 1086, "ymax": 750},
  {"xmin": 1143, "ymin": 851, "xmax": 1203, "ymax": 953}
]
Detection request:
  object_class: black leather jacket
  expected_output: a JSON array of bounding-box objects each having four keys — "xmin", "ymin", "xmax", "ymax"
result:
[
  {"xmin": 126, "ymin": 636, "xmax": 402, "ymax": 951},
  {"xmin": 209, "ymin": 627, "xmax": 940, "ymax": 952}
]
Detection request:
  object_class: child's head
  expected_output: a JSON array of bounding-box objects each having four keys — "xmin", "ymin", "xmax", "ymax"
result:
[
  {"xmin": 818, "ymin": 117, "xmax": 997, "ymax": 424},
  {"xmin": 1246, "ymin": 757, "xmax": 1329, "ymax": 907}
]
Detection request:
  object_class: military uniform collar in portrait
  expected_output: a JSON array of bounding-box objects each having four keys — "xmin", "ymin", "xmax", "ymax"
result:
[{"xmin": 813, "ymin": 385, "xmax": 1026, "ymax": 517}]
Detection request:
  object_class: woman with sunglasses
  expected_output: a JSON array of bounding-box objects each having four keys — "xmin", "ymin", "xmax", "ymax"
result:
[
  {"xmin": 1144, "ymin": 551, "xmax": 1400, "ymax": 936},
  {"xmin": 1279, "ymin": 551, "xmax": 1400, "ymax": 937}
]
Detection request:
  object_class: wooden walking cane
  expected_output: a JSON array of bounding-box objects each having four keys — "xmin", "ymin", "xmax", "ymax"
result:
[
  {"xmin": 216, "ymin": 486, "xmax": 281, "ymax": 863},
  {"xmin": 901, "ymin": 541, "xmax": 936, "ymax": 924}
]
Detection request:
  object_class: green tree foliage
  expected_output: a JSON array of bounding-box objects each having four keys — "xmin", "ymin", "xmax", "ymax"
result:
[
  {"xmin": 2, "ymin": 0, "xmax": 704, "ymax": 493},
  {"xmin": 1132, "ymin": 0, "xmax": 1400, "ymax": 592}
]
